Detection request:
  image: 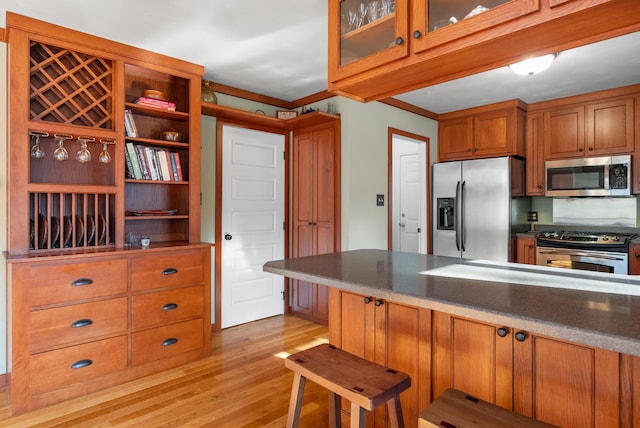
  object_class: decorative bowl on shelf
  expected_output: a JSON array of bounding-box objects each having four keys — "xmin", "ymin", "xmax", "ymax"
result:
[
  {"xmin": 161, "ymin": 130, "xmax": 182, "ymax": 142},
  {"xmin": 142, "ymin": 89, "xmax": 167, "ymax": 101}
]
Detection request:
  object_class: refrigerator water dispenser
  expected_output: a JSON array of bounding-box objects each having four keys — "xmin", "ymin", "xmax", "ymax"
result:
[{"xmin": 437, "ymin": 198, "xmax": 455, "ymax": 230}]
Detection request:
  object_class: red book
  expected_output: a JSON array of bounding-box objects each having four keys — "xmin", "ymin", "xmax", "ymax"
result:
[{"xmin": 173, "ymin": 152, "xmax": 184, "ymax": 181}]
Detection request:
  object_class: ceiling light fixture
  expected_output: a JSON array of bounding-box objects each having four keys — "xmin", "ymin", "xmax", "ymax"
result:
[{"xmin": 509, "ymin": 54, "xmax": 557, "ymax": 76}]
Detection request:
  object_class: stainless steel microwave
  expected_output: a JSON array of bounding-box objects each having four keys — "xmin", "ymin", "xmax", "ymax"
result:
[{"xmin": 545, "ymin": 155, "xmax": 631, "ymax": 197}]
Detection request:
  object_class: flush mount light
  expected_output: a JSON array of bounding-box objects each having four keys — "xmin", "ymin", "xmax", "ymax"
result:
[{"xmin": 509, "ymin": 54, "xmax": 557, "ymax": 76}]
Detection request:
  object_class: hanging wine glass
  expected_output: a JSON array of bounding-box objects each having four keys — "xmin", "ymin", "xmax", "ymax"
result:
[
  {"xmin": 29, "ymin": 130, "xmax": 49, "ymax": 159},
  {"xmin": 76, "ymin": 136, "xmax": 95, "ymax": 163},
  {"xmin": 98, "ymin": 139, "xmax": 115, "ymax": 164},
  {"xmin": 53, "ymin": 133, "xmax": 73, "ymax": 161}
]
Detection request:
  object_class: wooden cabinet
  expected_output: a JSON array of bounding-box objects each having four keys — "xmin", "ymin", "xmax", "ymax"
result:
[
  {"xmin": 544, "ymin": 96, "xmax": 634, "ymax": 160},
  {"xmin": 5, "ymin": 14, "xmax": 211, "ymax": 415},
  {"xmin": 516, "ymin": 236, "xmax": 536, "ymax": 265},
  {"xmin": 629, "ymin": 243, "xmax": 640, "ymax": 275},
  {"xmin": 634, "ymin": 95, "xmax": 640, "ymax": 194},
  {"xmin": 7, "ymin": 246, "xmax": 211, "ymax": 414},
  {"xmin": 432, "ymin": 311, "xmax": 620, "ymax": 427},
  {"xmin": 6, "ymin": 12, "xmax": 202, "ymax": 254},
  {"xmin": 290, "ymin": 122, "xmax": 341, "ymax": 323},
  {"xmin": 328, "ymin": 288, "xmax": 431, "ymax": 427},
  {"xmin": 438, "ymin": 101, "xmax": 525, "ymax": 161},
  {"xmin": 525, "ymin": 112, "xmax": 545, "ymax": 195},
  {"xmin": 328, "ymin": 0, "xmax": 639, "ymax": 102}
]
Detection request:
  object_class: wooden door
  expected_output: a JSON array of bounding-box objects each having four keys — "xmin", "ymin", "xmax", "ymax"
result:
[
  {"xmin": 586, "ymin": 96, "xmax": 634, "ymax": 156},
  {"xmin": 291, "ymin": 126, "xmax": 336, "ymax": 323},
  {"xmin": 438, "ymin": 116, "xmax": 473, "ymax": 161},
  {"xmin": 513, "ymin": 333, "xmax": 620, "ymax": 427},
  {"xmin": 516, "ymin": 236, "xmax": 536, "ymax": 265},
  {"xmin": 431, "ymin": 312, "xmax": 513, "ymax": 410},
  {"xmin": 526, "ymin": 112, "xmax": 545, "ymax": 195},
  {"xmin": 544, "ymin": 106, "xmax": 586, "ymax": 159}
]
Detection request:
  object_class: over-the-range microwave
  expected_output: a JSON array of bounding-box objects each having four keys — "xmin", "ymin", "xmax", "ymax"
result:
[{"xmin": 545, "ymin": 155, "xmax": 631, "ymax": 197}]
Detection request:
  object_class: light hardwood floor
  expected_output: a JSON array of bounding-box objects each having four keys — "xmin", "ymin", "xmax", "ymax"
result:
[{"xmin": 0, "ymin": 315, "xmax": 330, "ymax": 427}]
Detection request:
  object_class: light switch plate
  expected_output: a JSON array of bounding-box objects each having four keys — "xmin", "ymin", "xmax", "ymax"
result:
[{"xmin": 377, "ymin": 194, "xmax": 384, "ymax": 206}]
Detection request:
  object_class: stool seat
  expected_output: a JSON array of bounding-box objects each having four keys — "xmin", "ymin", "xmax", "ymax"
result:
[
  {"xmin": 419, "ymin": 388, "xmax": 559, "ymax": 428},
  {"xmin": 285, "ymin": 343, "xmax": 411, "ymax": 428}
]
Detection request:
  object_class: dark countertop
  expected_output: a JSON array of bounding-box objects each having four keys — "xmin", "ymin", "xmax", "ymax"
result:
[{"xmin": 263, "ymin": 249, "xmax": 640, "ymax": 356}]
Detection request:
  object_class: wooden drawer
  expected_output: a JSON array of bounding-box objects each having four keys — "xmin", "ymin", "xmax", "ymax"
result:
[
  {"xmin": 30, "ymin": 336, "xmax": 128, "ymax": 395},
  {"xmin": 29, "ymin": 298, "xmax": 128, "ymax": 352},
  {"xmin": 130, "ymin": 250, "xmax": 204, "ymax": 291},
  {"xmin": 132, "ymin": 285, "xmax": 204, "ymax": 330},
  {"xmin": 25, "ymin": 259, "xmax": 128, "ymax": 306},
  {"xmin": 131, "ymin": 318, "xmax": 204, "ymax": 366}
]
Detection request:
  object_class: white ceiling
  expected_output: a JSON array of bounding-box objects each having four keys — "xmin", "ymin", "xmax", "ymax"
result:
[{"xmin": 2, "ymin": 0, "xmax": 640, "ymax": 114}]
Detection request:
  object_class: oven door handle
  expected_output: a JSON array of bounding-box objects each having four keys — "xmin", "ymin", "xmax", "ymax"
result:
[{"xmin": 537, "ymin": 248, "xmax": 626, "ymax": 261}]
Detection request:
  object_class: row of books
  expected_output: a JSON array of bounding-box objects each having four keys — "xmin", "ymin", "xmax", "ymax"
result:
[
  {"xmin": 125, "ymin": 141, "xmax": 184, "ymax": 182},
  {"xmin": 134, "ymin": 97, "xmax": 177, "ymax": 111}
]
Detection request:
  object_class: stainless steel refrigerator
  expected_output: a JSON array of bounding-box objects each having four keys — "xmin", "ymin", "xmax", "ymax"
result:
[{"xmin": 432, "ymin": 156, "xmax": 528, "ymax": 262}]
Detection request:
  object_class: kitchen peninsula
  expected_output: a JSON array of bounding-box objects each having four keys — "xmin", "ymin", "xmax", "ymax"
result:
[{"xmin": 264, "ymin": 250, "xmax": 640, "ymax": 427}]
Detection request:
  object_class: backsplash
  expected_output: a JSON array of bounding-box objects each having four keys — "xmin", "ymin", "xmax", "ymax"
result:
[{"xmin": 530, "ymin": 196, "xmax": 639, "ymax": 229}]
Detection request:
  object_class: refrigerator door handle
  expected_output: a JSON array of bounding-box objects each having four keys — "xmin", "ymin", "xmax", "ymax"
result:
[
  {"xmin": 460, "ymin": 180, "xmax": 466, "ymax": 252},
  {"xmin": 455, "ymin": 181, "xmax": 461, "ymax": 251}
]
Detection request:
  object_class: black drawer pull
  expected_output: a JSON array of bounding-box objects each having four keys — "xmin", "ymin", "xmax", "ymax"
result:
[
  {"xmin": 70, "ymin": 359, "xmax": 93, "ymax": 369},
  {"xmin": 71, "ymin": 319, "xmax": 93, "ymax": 328},
  {"xmin": 162, "ymin": 268, "xmax": 178, "ymax": 275},
  {"xmin": 71, "ymin": 278, "xmax": 94, "ymax": 286},
  {"xmin": 162, "ymin": 338, "xmax": 178, "ymax": 347},
  {"xmin": 162, "ymin": 303, "xmax": 178, "ymax": 311}
]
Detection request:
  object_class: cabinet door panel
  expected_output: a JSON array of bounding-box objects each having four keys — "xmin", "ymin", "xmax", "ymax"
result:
[
  {"xmin": 438, "ymin": 117, "xmax": 473, "ymax": 161},
  {"xmin": 474, "ymin": 110, "xmax": 510, "ymax": 157},
  {"xmin": 432, "ymin": 312, "xmax": 512, "ymax": 409},
  {"xmin": 514, "ymin": 335, "xmax": 620, "ymax": 427},
  {"xmin": 526, "ymin": 112, "xmax": 545, "ymax": 195},
  {"xmin": 587, "ymin": 97, "xmax": 634, "ymax": 155},
  {"xmin": 544, "ymin": 106, "xmax": 585, "ymax": 159}
]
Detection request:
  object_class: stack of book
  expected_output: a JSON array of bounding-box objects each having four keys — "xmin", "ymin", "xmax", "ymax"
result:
[
  {"xmin": 125, "ymin": 141, "xmax": 184, "ymax": 182},
  {"xmin": 134, "ymin": 97, "xmax": 177, "ymax": 111}
]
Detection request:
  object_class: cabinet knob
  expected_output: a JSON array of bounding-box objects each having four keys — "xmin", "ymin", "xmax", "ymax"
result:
[
  {"xmin": 588, "ymin": 147, "xmax": 593, "ymax": 151},
  {"xmin": 412, "ymin": 30, "xmax": 422, "ymax": 39},
  {"xmin": 497, "ymin": 327, "xmax": 509, "ymax": 337},
  {"xmin": 374, "ymin": 299, "xmax": 383, "ymax": 306},
  {"xmin": 528, "ymin": 245, "xmax": 534, "ymax": 249},
  {"xmin": 395, "ymin": 37, "xmax": 404, "ymax": 45},
  {"xmin": 162, "ymin": 267, "xmax": 178, "ymax": 275},
  {"xmin": 162, "ymin": 303, "xmax": 178, "ymax": 311},
  {"xmin": 71, "ymin": 319, "xmax": 93, "ymax": 328},
  {"xmin": 364, "ymin": 296, "xmax": 372, "ymax": 304},
  {"xmin": 71, "ymin": 278, "xmax": 94, "ymax": 286},
  {"xmin": 70, "ymin": 359, "xmax": 93, "ymax": 369},
  {"xmin": 162, "ymin": 338, "xmax": 179, "ymax": 347},
  {"xmin": 634, "ymin": 253, "xmax": 640, "ymax": 258},
  {"xmin": 515, "ymin": 331, "xmax": 527, "ymax": 342},
  {"xmin": 537, "ymin": 185, "xmax": 542, "ymax": 189},
  {"xmin": 578, "ymin": 148, "xmax": 584, "ymax": 152}
]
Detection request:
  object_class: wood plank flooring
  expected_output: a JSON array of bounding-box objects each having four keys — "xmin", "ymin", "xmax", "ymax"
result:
[{"xmin": 0, "ymin": 315, "xmax": 330, "ymax": 427}]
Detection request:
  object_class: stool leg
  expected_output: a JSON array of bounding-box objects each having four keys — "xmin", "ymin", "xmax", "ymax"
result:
[
  {"xmin": 328, "ymin": 391, "xmax": 342, "ymax": 428},
  {"xmin": 286, "ymin": 373, "xmax": 306, "ymax": 428},
  {"xmin": 386, "ymin": 395, "xmax": 405, "ymax": 428},
  {"xmin": 350, "ymin": 402, "xmax": 366, "ymax": 428}
]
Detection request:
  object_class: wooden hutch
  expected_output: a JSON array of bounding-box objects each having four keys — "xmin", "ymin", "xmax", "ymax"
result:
[{"xmin": 4, "ymin": 13, "xmax": 211, "ymax": 414}]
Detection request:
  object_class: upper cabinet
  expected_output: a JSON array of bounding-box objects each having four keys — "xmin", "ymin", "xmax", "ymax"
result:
[
  {"xmin": 544, "ymin": 96, "xmax": 634, "ymax": 159},
  {"xmin": 438, "ymin": 100, "xmax": 526, "ymax": 161},
  {"xmin": 328, "ymin": 0, "xmax": 640, "ymax": 101}
]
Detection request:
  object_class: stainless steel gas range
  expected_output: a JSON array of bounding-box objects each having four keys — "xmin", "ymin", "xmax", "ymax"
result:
[{"xmin": 536, "ymin": 231, "xmax": 637, "ymax": 275}]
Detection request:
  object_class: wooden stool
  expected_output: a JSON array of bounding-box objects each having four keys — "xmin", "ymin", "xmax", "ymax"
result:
[
  {"xmin": 419, "ymin": 388, "xmax": 559, "ymax": 428},
  {"xmin": 285, "ymin": 343, "xmax": 411, "ymax": 428}
]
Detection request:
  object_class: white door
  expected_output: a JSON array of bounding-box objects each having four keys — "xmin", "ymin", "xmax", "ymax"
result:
[
  {"xmin": 391, "ymin": 133, "xmax": 427, "ymax": 253},
  {"xmin": 221, "ymin": 125, "xmax": 285, "ymax": 328}
]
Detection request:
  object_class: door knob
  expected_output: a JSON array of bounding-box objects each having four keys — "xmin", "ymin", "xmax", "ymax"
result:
[{"xmin": 224, "ymin": 233, "xmax": 232, "ymax": 240}]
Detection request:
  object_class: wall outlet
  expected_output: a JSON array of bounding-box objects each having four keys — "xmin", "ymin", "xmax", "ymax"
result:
[{"xmin": 377, "ymin": 194, "xmax": 384, "ymax": 206}]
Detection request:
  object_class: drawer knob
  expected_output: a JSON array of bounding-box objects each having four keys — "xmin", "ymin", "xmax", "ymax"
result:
[
  {"xmin": 70, "ymin": 359, "xmax": 93, "ymax": 369},
  {"xmin": 71, "ymin": 319, "xmax": 94, "ymax": 328},
  {"xmin": 71, "ymin": 278, "xmax": 94, "ymax": 286},
  {"xmin": 497, "ymin": 327, "xmax": 509, "ymax": 337},
  {"xmin": 162, "ymin": 303, "xmax": 179, "ymax": 311},
  {"xmin": 162, "ymin": 337, "xmax": 178, "ymax": 347},
  {"xmin": 515, "ymin": 331, "xmax": 527, "ymax": 342},
  {"xmin": 162, "ymin": 268, "xmax": 178, "ymax": 275}
]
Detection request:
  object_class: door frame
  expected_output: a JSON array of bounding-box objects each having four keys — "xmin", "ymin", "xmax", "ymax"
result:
[
  {"xmin": 387, "ymin": 128, "xmax": 431, "ymax": 253},
  {"xmin": 214, "ymin": 120, "xmax": 290, "ymax": 331}
]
